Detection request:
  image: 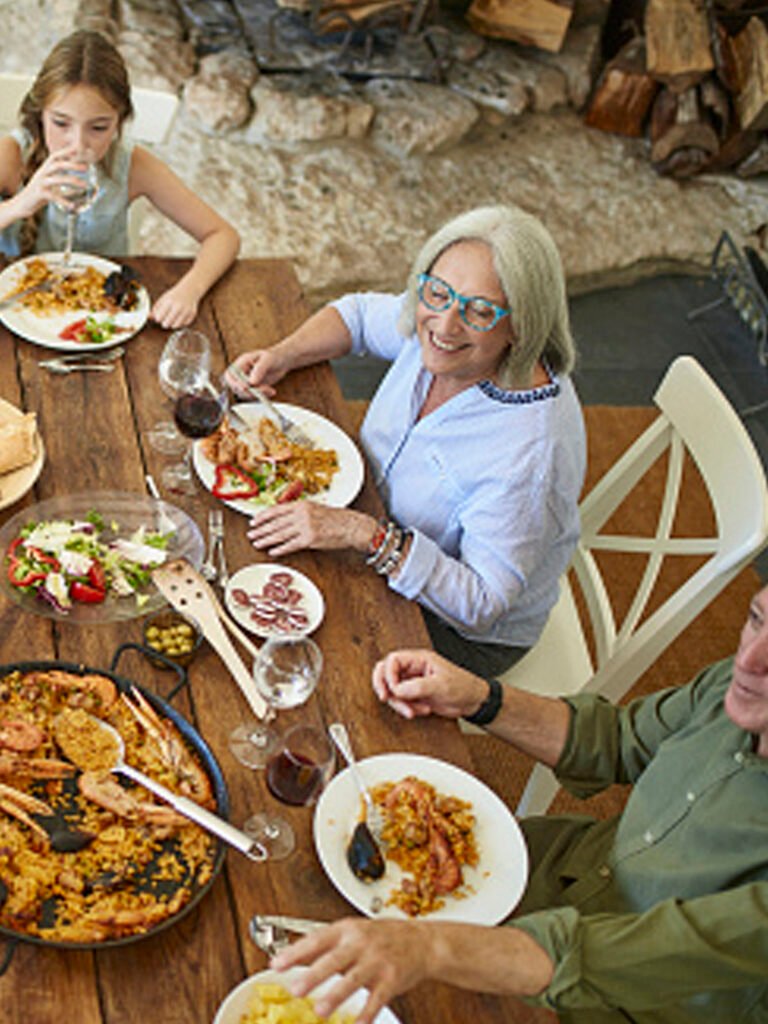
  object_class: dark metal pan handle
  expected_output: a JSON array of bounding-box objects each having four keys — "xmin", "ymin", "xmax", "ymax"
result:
[
  {"xmin": 0, "ymin": 935, "xmax": 20, "ymax": 977},
  {"xmin": 110, "ymin": 642, "xmax": 188, "ymax": 702}
]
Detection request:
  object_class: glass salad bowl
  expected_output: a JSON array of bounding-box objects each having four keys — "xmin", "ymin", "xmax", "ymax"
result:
[{"xmin": 0, "ymin": 491, "xmax": 204, "ymax": 623}]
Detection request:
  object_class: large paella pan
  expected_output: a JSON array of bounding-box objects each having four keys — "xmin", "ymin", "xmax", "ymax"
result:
[{"xmin": 0, "ymin": 654, "xmax": 228, "ymax": 967}]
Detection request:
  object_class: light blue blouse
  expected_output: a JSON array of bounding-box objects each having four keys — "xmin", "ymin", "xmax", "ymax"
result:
[
  {"xmin": 332, "ymin": 291, "xmax": 586, "ymax": 648},
  {"xmin": 0, "ymin": 129, "xmax": 133, "ymax": 258}
]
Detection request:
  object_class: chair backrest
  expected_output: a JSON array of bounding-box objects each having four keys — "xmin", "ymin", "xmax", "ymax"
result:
[{"xmin": 500, "ymin": 355, "xmax": 768, "ymax": 815}]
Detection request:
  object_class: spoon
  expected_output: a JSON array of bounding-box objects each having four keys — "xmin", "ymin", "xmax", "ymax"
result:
[
  {"xmin": 328, "ymin": 722, "xmax": 386, "ymax": 882},
  {"xmin": 56, "ymin": 711, "xmax": 269, "ymax": 862}
]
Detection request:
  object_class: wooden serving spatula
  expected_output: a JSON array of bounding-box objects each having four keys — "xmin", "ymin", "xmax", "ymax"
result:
[{"xmin": 152, "ymin": 558, "xmax": 268, "ymax": 719}]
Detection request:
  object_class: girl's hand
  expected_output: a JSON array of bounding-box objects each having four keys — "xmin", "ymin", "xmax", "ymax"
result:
[
  {"xmin": 247, "ymin": 503, "xmax": 375, "ymax": 557},
  {"xmin": 16, "ymin": 148, "xmax": 86, "ymax": 218},
  {"xmin": 150, "ymin": 281, "xmax": 200, "ymax": 329}
]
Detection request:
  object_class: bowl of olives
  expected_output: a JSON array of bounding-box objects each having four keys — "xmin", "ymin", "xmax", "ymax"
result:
[{"xmin": 141, "ymin": 609, "xmax": 203, "ymax": 669}]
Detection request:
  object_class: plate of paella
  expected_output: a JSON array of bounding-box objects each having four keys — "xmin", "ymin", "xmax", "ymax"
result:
[
  {"xmin": 313, "ymin": 753, "xmax": 528, "ymax": 924},
  {"xmin": 0, "ymin": 253, "xmax": 149, "ymax": 351}
]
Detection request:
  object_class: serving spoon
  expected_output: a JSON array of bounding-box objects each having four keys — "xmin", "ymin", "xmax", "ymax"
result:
[{"xmin": 56, "ymin": 712, "xmax": 269, "ymax": 862}]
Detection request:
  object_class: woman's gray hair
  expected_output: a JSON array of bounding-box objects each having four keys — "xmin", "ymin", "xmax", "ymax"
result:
[{"xmin": 398, "ymin": 205, "xmax": 575, "ymax": 385}]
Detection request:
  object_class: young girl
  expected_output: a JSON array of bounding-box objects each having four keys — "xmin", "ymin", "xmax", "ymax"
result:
[{"xmin": 0, "ymin": 30, "xmax": 240, "ymax": 329}]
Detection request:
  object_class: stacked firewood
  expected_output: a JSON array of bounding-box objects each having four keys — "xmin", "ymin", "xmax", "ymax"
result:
[{"xmin": 584, "ymin": 0, "xmax": 768, "ymax": 178}]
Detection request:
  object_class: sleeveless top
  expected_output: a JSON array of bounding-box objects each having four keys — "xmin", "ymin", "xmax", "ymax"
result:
[{"xmin": 0, "ymin": 128, "xmax": 133, "ymax": 258}]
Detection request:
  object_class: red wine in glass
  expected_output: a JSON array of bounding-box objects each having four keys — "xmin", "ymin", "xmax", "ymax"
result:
[
  {"xmin": 266, "ymin": 748, "xmax": 323, "ymax": 806},
  {"xmin": 173, "ymin": 392, "xmax": 226, "ymax": 438}
]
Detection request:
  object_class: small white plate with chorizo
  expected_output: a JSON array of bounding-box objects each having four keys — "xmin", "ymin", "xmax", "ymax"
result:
[{"xmin": 224, "ymin": 563, "xmax": 324, "ymax": 638}]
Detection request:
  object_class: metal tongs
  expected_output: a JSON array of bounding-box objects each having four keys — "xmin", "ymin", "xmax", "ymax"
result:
[
  {"xmin": 249, "ymin": 914, "xmax": 328, "ymax": 955},
  {"xmin": 227, "ymin": 363, "xmax": 315, "ymax": 448}
]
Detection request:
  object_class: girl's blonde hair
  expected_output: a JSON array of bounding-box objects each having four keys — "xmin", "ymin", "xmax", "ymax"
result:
[
  {"xmin": 18, "ymin": 30, "xmax": 133, "ymax": 254},
  {"xmin": 398, "ymin": 205, "xmax": 575, "ymax": 386}
]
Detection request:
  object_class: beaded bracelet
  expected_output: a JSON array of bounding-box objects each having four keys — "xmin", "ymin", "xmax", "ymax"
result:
[
  {"xmin": 365, "ymin": 519, "xmax": 396, "ymax": 567},
  {"xmin": 366, "ymin": 518, "xmax": 388, "ymax": 558},
  {"xmin": 372, "ymin": 524, "xmax": 402, "ymax": 574}
]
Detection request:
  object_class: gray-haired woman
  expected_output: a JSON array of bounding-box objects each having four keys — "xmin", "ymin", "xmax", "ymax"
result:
[{"xmin": 227, "ymin": 204, "xmax": 586, "ymax": 676}]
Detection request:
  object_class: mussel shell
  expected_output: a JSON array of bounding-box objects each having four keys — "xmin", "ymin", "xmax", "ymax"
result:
[{"xmin": 346, "ymin": 821, "xmax": 385, "ymax": 882}]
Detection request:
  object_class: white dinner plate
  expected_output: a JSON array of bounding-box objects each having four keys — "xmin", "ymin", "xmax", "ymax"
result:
[
  {"xmin": 314, "ymin": 753, "xmax": 528, "ymax": 924},
  {"xmin": 213, "ymin": 966, "xmax": 400, "ymax": 1024},
  {"xmin": 0, "ymin": 252, "xmax": 150, "ymax": 352},
  {"xmin": 224, "ymin": 563, "xmax": 324, "ymax": 638},
  {"xmin": 0, "ymin": 398, "xmax": 45, "ymax": 512},
  {"xmin": 192, "ymin": 402, "xmax": 365, "ymax": 513}
]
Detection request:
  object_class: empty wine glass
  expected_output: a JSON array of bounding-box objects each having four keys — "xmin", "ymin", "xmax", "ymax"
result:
[
  {"xmin": 53, "ymin": 149, "xmax": 99, "ymax": 272},
  {"xmin": 229, "ymin": 636, "xmax": 323, "ymax": 769}
]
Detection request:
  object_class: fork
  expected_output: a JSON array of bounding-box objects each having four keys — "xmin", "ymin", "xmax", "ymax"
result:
[
  {"xmin": 144, "ymin": 474, "xmax": 177, "ymax": 535},
  {"xmin": 0, "ymin": 279, "xmax": 55, "ymax": 311},
  {"xmin": 227, "ymin": 363, "xmax": 315, "ymax": 449},
  {"xmin": 48, "ymin": 346, "xmax": 125, "ymax": 365}
]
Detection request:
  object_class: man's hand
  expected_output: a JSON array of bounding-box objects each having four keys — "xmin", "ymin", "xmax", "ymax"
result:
[
  {"xmin": 270, "ymin": 918, "xmax": 434, "ymax": 1024},
  {"xmin": 372, "ymin": 648, "xmax": 489, "ymax": 721}
]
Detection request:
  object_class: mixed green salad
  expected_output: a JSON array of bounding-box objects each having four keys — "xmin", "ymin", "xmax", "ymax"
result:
[{"xmin": 5, "ymin": 510, "xmax": 172, "ymax": 613}]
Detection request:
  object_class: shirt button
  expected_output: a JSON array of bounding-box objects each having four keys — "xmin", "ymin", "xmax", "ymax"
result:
[
  {"xmin": 686, "ymin": 791, "xmax": 695, "ymax": 802},
  {"xmin": 643, "ymin": 830, "xmax": 654, "ymax": 844},
  {"xmin": 598, "ymin": 865, "xmax": 611, "ymax": 878},
  {"xmin": 734, "ymin": 751, "xmax": 745, "ymax": 764}
]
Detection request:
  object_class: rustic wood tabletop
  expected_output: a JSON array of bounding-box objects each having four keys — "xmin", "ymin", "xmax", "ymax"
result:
[{"xmin": 0, "ymin": 257, "xmax": 547, "ymax": 1024}]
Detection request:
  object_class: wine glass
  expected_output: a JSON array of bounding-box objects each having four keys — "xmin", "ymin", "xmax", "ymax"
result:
[
  {"xmin": 148, "ymin": 329, "xmax": 227, "ymax": 494},
  {"xmin": 53, "ymin": 150, "xmax": 99, "ymax": 272},
  {"xmin": 229, "ymin": 636, "xmax": 323, "ymax": 860}
]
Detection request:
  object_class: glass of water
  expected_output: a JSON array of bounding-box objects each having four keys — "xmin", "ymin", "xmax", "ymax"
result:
[{"xmin": 54, "ymin": 150, "xmax": 99, "ymax": 271}]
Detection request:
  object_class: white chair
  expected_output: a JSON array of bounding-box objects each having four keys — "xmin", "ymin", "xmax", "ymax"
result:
[{"xmin": 501, "ymin": 355, "xmax": 768, "ymax": 817}]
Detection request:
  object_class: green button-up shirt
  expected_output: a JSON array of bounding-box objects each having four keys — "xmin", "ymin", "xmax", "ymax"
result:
[{"xmin": 513, "ymin": 658, "xmax": 768, "ymax": 1023}]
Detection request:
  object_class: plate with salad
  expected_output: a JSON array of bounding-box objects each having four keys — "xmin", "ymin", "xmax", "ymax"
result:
[
  {"xmin": 0, "ymin": 253, "xmax": 149, "ymax": 352},
  {"xmin": 191, "ymin": 403, "xmax": 365, "ymax": 515},
  {"xmin": 0, "ymin": 491, "xmax": 204, "ymax": 622}
]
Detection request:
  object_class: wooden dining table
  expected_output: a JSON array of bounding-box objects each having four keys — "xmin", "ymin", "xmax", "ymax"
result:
[{"xmin": 0, "ymin": 257, "xmax": 546, "ymax": 1024}]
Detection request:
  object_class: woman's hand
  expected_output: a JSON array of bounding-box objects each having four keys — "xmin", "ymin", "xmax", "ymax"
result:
[
  {"xmin": 372, "ymin": 648, "xmax": 489, "ymax": 720},
  {"xmin": 224, "ymin": 349, "xmax": 287, "ymax": 397},
  {"xmin": 247, "ymin": 503, "xmax": 376, "ymax": 557},
  {"xmin": 150, "ymin": 280, "xmax": 201, "ymax": 329},
  {"xmin": 270, "ymin": 918, "xmax": 433, "ymax": 1024}
]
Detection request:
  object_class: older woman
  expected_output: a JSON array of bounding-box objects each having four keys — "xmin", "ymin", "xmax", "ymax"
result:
[{"xmin": 229, "ymin": 205, "xmax": 586, "ymax": 676}]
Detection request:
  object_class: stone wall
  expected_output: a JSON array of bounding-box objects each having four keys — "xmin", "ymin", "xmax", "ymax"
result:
[{"xmin": 1, "ymin": 0, "xmax": 766, "ymax": 306}]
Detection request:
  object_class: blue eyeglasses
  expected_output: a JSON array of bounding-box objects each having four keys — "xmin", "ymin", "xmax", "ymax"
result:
[{"xmin": 417, "ymin": 273, "xmax": 511, "ymax": 332}]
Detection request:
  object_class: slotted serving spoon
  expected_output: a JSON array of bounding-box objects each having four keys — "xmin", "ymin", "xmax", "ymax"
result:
[
  {"xmin": 58, "ymin": 712, "xmax": 268, "ymax": 861},
  {"xmin": 152, "ymin": 558, "xmax": 266, "ymax": 717}
]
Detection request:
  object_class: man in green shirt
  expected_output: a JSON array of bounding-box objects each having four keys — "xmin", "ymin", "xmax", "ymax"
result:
[{"xmin": 271, "ymin": 586, "xmax": 768, "ymax": 1023}]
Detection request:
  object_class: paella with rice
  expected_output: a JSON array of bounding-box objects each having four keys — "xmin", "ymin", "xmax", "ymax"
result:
[
  {"xmin": 370, "ymin": 776, "xmax": 478, "ymax": 917},
  {"xmin": 0, "ymin": 667, "xmax": 217, "ymax": 944}
]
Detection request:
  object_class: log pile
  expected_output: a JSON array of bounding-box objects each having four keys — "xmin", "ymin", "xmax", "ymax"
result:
[{"xmin": 584, "ymin": 0, "xmax": 768, "ymax": 178}]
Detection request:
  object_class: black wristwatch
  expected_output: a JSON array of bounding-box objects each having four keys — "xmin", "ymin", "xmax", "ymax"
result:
[{"xmin": 463, "ymin": 677, "xmax": 503, "ymax": 726}]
